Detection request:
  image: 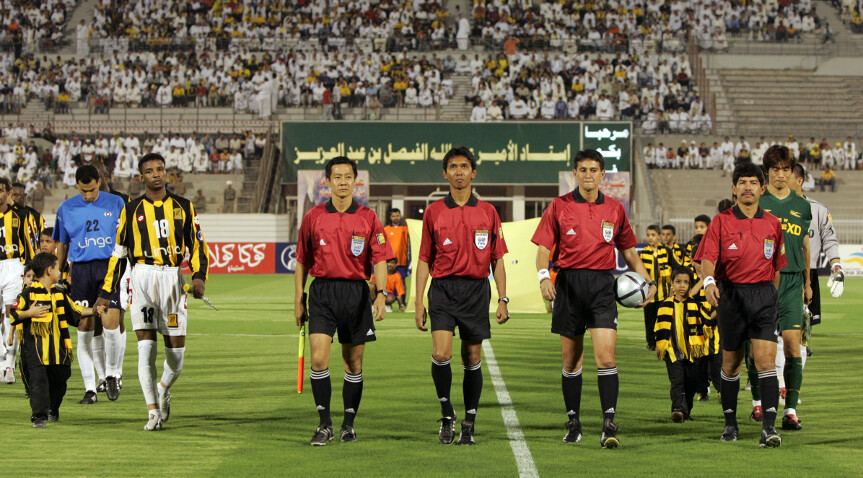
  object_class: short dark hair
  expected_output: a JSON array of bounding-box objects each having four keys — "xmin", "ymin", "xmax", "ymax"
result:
[
  {"xmin": 762, "ymin": 144, "xmax": 796, "ymax": 171},
  {"xmin": 442, "ymin": 146, "xmax": 476, "ymax": 171},
  {"xmin": 76, "ymin": 165, "xmax": 101, "ymax": 184},
  {"xmin": 646, "ymin": 224, "xmax": 660, "ymax": 233},
  {"xmin": 324, "ymin": 156, "xmax": 358, "ymax": 179},
  {"xmin": 732, "ymin": 162, "xmax": 765, "ymax": 186},
  {"xmin": 388, "ymin": 208, "xmax": 401, "ymax": 215},
  {"xmin": 661, "ymin": 224, "xmax": 676, "ymax": 235},
  {"xmin": 671, "ymin": 266, "xmax": 693, "ymax": 284},
  {"xmin": 11, "ymin": 182, "xmax": 25, "ymax": 190},
  {"xmin": 41, "ymin": 227, "xmax": 54, "ymax": 238},
  {"xmin": 30, "ymin": 252, "xmax": 58, "ymax": 278},
  {"xmin": 792, "ymin": 163, "xmax": 805, "ymax": 179},
  {"xmin": 717, "ymin": 198, "xmax": 734, "ymax": 212},
  {"xmin": 0, "ymin": 177, "xmax": 10, "ymax": 192},
  {"xmin": 573, "ymin": 149, "xmax": 604, "ymax": 170},
  {"xmin": 694, "ymin": 214, "xmax": 711, "ymax": 225},
  {"xmin": 138, "ymin": 153, "xmax": 166, "ymax": 172}
]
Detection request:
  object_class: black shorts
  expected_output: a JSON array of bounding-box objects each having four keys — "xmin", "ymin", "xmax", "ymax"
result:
[
  {"xmin": 717, "ymin": 281, "xmax": 779, "ymax": 351},
  {"xmin": 552, "ymin": 269, "xmax": 617, "ymax": 336},
  {"xmin": 428, "ymin": 276, "xmax": 491, "ymax": 341},
  {"xmin": 70, "ymin": 259, "xmax": 121, "ymax": 309},
  {"xmin": 808, "ymin": 269, "xmax": 821, "ymax": 319},
  {"xmin": 308, "ymin": 278, "xmax": 375, "ymax": 344}
]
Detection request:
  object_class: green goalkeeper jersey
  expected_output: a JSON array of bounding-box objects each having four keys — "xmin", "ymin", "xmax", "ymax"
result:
[{"xmin": 760, "ymin": 189, "xmax": 812, "ymax": 273}]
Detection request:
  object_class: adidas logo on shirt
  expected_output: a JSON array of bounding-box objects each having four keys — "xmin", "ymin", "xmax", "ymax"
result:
[
  {"xmin": 443, "ymin": 238, "xmax": 453, "ymax": 245},
  {"xmin": 728, "ymin": 243, "xmax": 738, "ymax": 250},
  {"xmin": 320, "ymin": 239, "xmax": 326, "ymax": 246},
  {"xmin": 566, "ymin": 229, "xmax": 576, "ymax": 235}
]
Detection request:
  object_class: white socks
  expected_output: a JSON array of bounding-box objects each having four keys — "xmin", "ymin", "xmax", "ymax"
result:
[
  {"xmin": 138, "ymin": 340, "xmax": 157, "ymax": 406},
  {"xmin": 160, "ymin": 347, "xmax": 185, "ymax": 391},
  {"xmin": 103, "ymin": 327, "xmax": 124, "ymax": 377},
  {"xmin": 775, "ymin": 338, "xmax": 786, "ymax": 388},
  {"xmin": 77, "ymin": 330, "xmax": 97, "ymax": 392},
  {"xmin": 93, "ymin": 333, "xmax": 106, "ymax": 382},
  {"xmin": 119, "ymin": 331, "xmax": 127, "ymax": 377}
]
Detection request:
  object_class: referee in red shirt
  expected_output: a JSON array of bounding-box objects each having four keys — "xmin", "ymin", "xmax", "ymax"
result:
[
  {"xmin": 295, "ymin": 156, "xmax": 394, "ymax": 446},
  {"xmin": 694, "ymin": 162, "xmax": 787, "ymax": 448},
  {"xmin": 531, "ymin": 149, "xmax": 656, "ymax": 448},
  {"xmin": 414, "ymin": 146, "xmax": 509, "ymax": 446}
]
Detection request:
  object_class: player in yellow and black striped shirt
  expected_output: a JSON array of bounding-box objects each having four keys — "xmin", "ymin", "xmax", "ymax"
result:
[
  {"xmin": 95, "ymin": 152, "xmax": 209, "ymax": 431},
  {"xmin": 639, "ymin": 225, "xmax": 681, "ymax": 351},
  {"xmin": 0, "ymin": 177, "xmax": 36, "ymax": 383}
]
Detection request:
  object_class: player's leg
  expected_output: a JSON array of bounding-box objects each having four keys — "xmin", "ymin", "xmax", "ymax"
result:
[
  {"xmin": 154, "ymin": 272, "xmax": 190, "ymax": 425},
  {"xmin": 776, "ymin": 336, "xmax": 786, "ymax": 393},
  {"xmin": 1, "ymin": 263, "xmax": 23, "ymax": 382},
  {"xmin": 129, "ymin": 266, "xmax": 163, "ymax": 429},
  {"xmin": 101, "ymin": 275, "xmax": 125, "ymax": 400},
  {"xmin": 590, "ymin": 327, "xmax": 620, "ymax": 448},
  {"xmin": 75, "ymin": 316, "xmax": 99, "ymax": 403},
  {"xmin": 665, "ymin": 357, "xmax": 686, "ymax": 422},
  {"xmin": 717, "ymin": 284, "xmax": 747, "ymax": 441},
  {"xmin": 720, "ymin": 348, "xmax": 745, "ymax": 438},
  {"xmin": 695, "ymin": 355, "xmax": 709, "ymax": 400},
  {"xmin": 92, "ymin": 317, "xmax": 107, "ymax": 393},
  {"xmin": 751, "ymin": 338, "xmax": 782, "ymax": 447},
  {"xmin": 745, "ymin": 342, "xmax": 762, "ymax": 420},
  {"xmin": 340, "ymin": 342, "xmax": 364, "ymax": 441},
  {"xmin": 780, "ymin": 329, "xmax": 804, "ymax": 429},
  {"xmin": 307, "ymin": 278, "xmax": 340, "ymax": 445},
  {"xmin": 643, "ymin": 302, "xmax": 658, "ymax": 350},
  {"xmin": 46, "ymin": 364, "xmax": 72, "ymax": 422},
  {"xmin": 682, "ymin": 360, "xmax": 698, "ymax": 418},
  {"xmin": 2, "ymin": 305, "xmax": 18, "ymax": 383}
]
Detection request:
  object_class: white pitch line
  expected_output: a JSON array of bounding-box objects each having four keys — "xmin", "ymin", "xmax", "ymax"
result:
[{"xmin": 482, "ymin": 341, "xmax": 539, "ymax": 478}]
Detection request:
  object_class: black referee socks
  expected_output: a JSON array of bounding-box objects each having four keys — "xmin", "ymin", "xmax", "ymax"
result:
[
  {"xmin": 343, "ymin": 372, "xmax": 363, "ymax": 428},
  {"xmin": 597, "ymin": 367, "xmax": 618, "ymax": 421},
  {"xmin": 310, "ymin": 368, "xmax": 332, "ymax": 427},
  {"xmin": 432, "ymin": 357, "xmax": 455, "ymax": 418},
  {"xmin": 562, "ymin": 367, "xmax": 583, "ymax": 420},
  {"xmin": 757, "ymin": 369, "xmax": 779, "ymax": 428},
  {"xmin": 720, "ymin": 370, "xmax": 740, "ymax": 427},
  {"xmin": 463, "ymin": 361, "xmax": 483, "ymax": 424}
]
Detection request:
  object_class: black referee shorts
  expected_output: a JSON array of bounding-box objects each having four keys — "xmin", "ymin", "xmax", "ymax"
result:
[
  {"xmin": 428, "ymin": 276, "xmax": 491, "ymax": 341},
  {"xmin": 70, "ymin": 259, "xmax": 121, "ymax": 309},
  {"xmin": 717, "ymin": 281, "xmax": 779, "ymax": 351},
  {"xmin": 552, "ymin": 269, "xmax": 617, "ymax": 336},
  {"xmin": 308, "ymin": 278, "xmax": 375, "ymax": 345}
]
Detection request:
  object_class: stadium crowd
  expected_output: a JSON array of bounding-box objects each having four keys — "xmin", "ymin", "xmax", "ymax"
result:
[
  {"xmin": 642, "ymin": 135, "xmax": 860, "ymax": 174},
  {"xmin": 0, "ymin": 0, "xmax": 76, "ymax": 56}
]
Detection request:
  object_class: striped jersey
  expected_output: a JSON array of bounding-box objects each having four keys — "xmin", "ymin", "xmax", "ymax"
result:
[
  {"xmin": 100, "ymin": 192, "xmax": 209, "ymax": 297},
  {"xmin": 10, "ymin": 281, "xmax": 80, "ymax": 365},
  {"xmin": 0, "ymin": 204, "xmax": 35, "ymax": 262},
  {"xmin": 639, "ymin": 244, "xmax": 676, "ymax": 301}
]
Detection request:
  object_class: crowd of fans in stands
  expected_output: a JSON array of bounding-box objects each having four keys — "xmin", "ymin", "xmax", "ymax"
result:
[
  {"xmin": 642, "ymin": 135, "xmax": 861, "ymax": 173},
  {"xmin": 0, "ymin": 0, "xmax": 75, "ymax": 56},
  {"xmin": 0, "ymin": 124, "xmax": 257, "ymax": 199}
]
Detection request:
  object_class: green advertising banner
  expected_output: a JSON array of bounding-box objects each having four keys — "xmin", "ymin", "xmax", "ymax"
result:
[
  {"xmin": 282, "ymin": 121, "xmax": 631, "ymax": 184},
  {"xmin": 581, "ymin": 122, "xmax": 632, "ymax": 173}
]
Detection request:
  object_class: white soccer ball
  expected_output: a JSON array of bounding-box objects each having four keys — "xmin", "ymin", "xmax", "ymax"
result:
[{"xmin": 615, "ymin": 272, "xmax": 649, "ymax": 308}]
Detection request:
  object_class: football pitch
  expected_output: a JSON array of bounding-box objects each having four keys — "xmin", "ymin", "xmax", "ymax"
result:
[{"xmin": 3, "ymin": 275, "xmax": 862, "ymax": 477}]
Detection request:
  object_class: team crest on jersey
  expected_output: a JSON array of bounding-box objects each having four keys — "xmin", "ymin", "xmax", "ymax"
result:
[
  {"xmin": 11, "ymin": 218, "xmax": 18, "ymax": 228},
  {"xmin": 475, "ymin": 230, "xmax": 489, "ymax": 250},
  {"xmin": 173, "ymin": 208, "xmax": 183, "ymax": 218},
  {"xmin": 601, "ymin": 221, "xmax": 615, "ymax": 242},
  {"xmin": 351, "ymin": 235, "xmax": 365, "ymax": 256},
  {"xmin": 376, "ymin": 233, "xmax": 385, "ymax": 245},
  {"xmin": 764, "ymin": 239, "xmax": 775, "ymax": 259}
]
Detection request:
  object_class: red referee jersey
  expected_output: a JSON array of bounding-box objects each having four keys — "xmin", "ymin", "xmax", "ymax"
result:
[
  {"xmin": 419, "ymin": 194, "xmax": 507, "ymax": 279},
  {"xmin": 531, "ymin": 190, "xmax": 637, "ymax": 270},
  {"xmin": 297, "ymin": 199, "xmax": 395, "ymax": 280},
  {"xmin": 694, "ymin": 205, "xmax": 787, "ymax": 283}
]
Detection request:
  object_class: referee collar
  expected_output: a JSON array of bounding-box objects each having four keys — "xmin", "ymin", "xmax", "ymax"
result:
[
  {"xmin": 325, "ymin": 198, "xmax": 359, "ymax": 214},
  {"xmin": 572, "ymin": 189, "xmax": 605, "ymax": 204},
  {"xmin": 444, "ymin": 193, "xmax": 478, "ymax": 208},
  {"xmin": 732, "ymin": 204, "xmax": 764, "ymax": 219}
]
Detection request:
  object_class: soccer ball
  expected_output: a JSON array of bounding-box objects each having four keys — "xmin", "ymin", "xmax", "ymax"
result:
[{"xmin": 615, "ymin": 272, "xmax": 649, "ymax": 308}]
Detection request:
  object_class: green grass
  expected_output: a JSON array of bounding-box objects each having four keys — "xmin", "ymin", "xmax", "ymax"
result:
[{"xmin": 3, "ymin": 276, "xmax": 862, "ymax": 477}]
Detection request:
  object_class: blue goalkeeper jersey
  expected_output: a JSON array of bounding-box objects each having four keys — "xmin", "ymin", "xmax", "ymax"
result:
[{"xmin": 53, "ymin": 192, "xmax": 126, "ymax": 263}]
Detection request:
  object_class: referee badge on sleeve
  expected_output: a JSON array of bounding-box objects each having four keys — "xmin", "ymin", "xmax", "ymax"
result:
[
  {"xmin": 475, "ymin": 230, "xmax": 489, "ymax": 250},
  {"xmin": 764, "ymin": 239, "xmax": 775, "ymax": 259},
  {"xmin": 602, "ymin": 221, "xmax": 615, "ymax": 242},
  {"xmin": 351, "ymin": 235, "xmax": 365, "ymax": 256}
]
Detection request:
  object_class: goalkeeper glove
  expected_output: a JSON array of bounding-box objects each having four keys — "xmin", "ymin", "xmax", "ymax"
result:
[{"xmin": 827, "ymin": 264, "xmax": 844, "ymax": 298}]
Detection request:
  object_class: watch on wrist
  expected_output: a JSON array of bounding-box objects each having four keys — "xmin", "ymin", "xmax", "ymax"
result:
[
  {"xmin": 648, "ymin": 280, "xmax": 657, "ymax": 287},
  {"xmin": 376, "ymin": 289, "xmax": 386, "ymax": 296},
  {"xmin": 498, "ymin": 297, "xmax": 509, "ymax": 304}
]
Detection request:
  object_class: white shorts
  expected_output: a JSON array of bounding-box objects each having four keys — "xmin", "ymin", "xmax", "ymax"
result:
[
  {"xmin": 0, "ymin": 259, "xmax": 24, "ymax": 306},
  {"xmin": 129, "ymin": 264, "xmax": 188, "ymax": 336},
  {"xmin": 119, "ymin": 260, "xmax": 131, "ymax": 311}
]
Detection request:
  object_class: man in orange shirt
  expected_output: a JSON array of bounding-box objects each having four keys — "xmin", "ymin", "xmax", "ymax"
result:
[
  {"xmin": 385, "ymin": 208, "xmax": 410, "ymax": 280},
  {"xmin": 369, "ymin": 259, "xmax": 406, "ymax": 312}
]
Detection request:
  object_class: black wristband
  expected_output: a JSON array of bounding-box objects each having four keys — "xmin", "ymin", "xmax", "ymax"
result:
[{"xmin": 376, "ymin": 289, "xmax": 386, "ymax": 296}]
